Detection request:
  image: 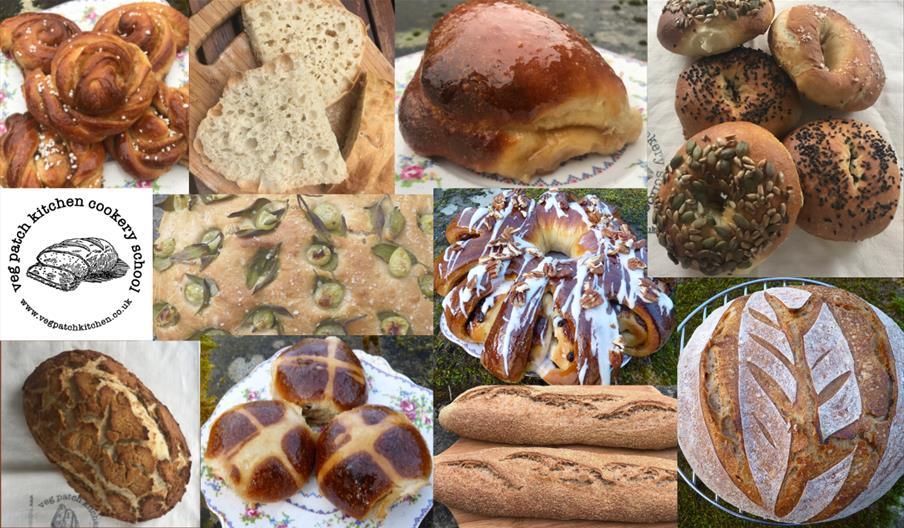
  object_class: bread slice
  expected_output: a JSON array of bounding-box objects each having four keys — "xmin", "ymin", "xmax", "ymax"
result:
[
  {"xmin": 194, "ymin": 54, "xmax": 347, "ymax": 192},
  {"xmin": 242, "ymin": 0, "xmax": 365, "ymax": 106}
]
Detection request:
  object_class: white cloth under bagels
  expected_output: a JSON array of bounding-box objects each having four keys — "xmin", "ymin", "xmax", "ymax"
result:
[{"xmin": 648, "ymin": 0, "xmax": 904, "ymax": 277}]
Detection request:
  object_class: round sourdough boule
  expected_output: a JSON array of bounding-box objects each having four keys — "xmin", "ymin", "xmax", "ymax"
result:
[
  {"xmin": 205, "ymin": 400, "xmax": 316, "ymax": 503},
  {"xmin": 657, "ymin": 0, "xmax": 775, "ymax": 57},
  {"xmin": 652, "ymin": 121, "xmax": 802, "ymax": 275},
  {"xmin": 783, "ymin": 119, "xmax": 901, "ymax": 241},
  {"xmin": 769, "ymin": 5, "xmax": 885, "ymax": 111},
  {"xmin": 676, "ymin": 47, "xmax": 801, "ymax": 138},
  {"xmin": 678, "ymin": 285, "xmax": 904, "ymax": 523},
  {"xmin": 271, "ymin": 336, "xmax": 368, "ymax": 425},
  {"xmin": 316, "ymin": 405, "xmax": 431, "ymax": 520}
]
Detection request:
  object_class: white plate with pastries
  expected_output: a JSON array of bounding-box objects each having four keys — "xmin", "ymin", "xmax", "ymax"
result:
[
  {"xmin": 0, "ymin": 0, "xmax": 189, "ymax": 192},
  {"xmin": 200, "ymin": 338, "xmax": 434, "ymax": 528}
]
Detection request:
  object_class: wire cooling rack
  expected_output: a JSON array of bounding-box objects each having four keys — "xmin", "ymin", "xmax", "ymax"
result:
[{"xmin": 677, "ymin": 277, "xmax": 834, "ymax": 526}]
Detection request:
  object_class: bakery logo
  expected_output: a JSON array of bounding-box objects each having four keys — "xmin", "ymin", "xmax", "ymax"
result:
[
  {"xmin": 0, "ymin": 190, "xmax": 152, "ymax": 340},
  {"xmin": 27, "ymin": 237, "xmax": 130, "ymax": 292},
  {"xmin": 29, "ymin": 494, "xmax": 98, "ymax": 528}
]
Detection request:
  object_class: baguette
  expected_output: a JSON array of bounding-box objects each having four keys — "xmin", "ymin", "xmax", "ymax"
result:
[
  {"xmin": 434, "ymin": 446, "xmax": 677, "ymax": 522},
  {"xmin": 439, "ymin": 385, "xmax": 677, "ymax": 449},
  {"xmin": 194, "ymin": 53, "xmax": 347, "ymax": 192}
]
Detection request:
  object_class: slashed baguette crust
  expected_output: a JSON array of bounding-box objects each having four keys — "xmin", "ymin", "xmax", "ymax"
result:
[
  {"xmin": 435, "ymin": 446, "xmax": 677, "ymax": 522},
  {"xmin": 439, "ymin": 385, "xmax": 676, "ymax": 449}
]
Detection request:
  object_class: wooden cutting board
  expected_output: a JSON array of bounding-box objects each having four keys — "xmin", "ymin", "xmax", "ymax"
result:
[
  {"xmin": 436, "ymin": 439, "xmax": 678, "ymax": 528},
  {"xmin": 187, "ymin": 0, "xmax": 394, "ymax": 193}
]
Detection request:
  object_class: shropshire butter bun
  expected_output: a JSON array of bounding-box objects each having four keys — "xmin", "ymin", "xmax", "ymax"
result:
[
  {"xmin": 398, "ymin": 0, "xmax": 641, "ymax": 182},
  {"xmin": 652, "ymin": 121, "xmax": 802, "ymax": 275},
  {"xmin": 784, "ymin": 119, "xmax": 900, "ymax": 241},
  {"xmin": 658, "ymin": 0, "xmax": 775, "ymax": 57},
  {"xmin": 676, "ymin": 47, "xmax": 801, "ymax": 138},
  {"xmin": 769, "ymin": 5, "xmax": 885, "ymax": 111}
]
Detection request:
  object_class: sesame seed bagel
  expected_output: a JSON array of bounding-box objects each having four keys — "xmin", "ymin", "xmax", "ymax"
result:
[
  {"xmin": 653, "ymin": 121, "xmax": 802, "ymax": 275},
  {"xmin": 657, "ymin": 0, "xmax": 774, "ymax": 57},
  {"xmin": 769, "ymin": 5, "xmax": 885, "ymax": 112},
  {"xmin": 784, "ymin": 119, "xmax": 900, "ymax": 241},
  {"xmin": 676, "ymin": 47, "xmax": 801, "ymax": 139}
]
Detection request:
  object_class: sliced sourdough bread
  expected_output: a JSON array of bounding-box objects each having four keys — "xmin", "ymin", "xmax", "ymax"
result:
[
  {"xmin": 194, "ymin": 54, "xmax": 347, "ymax": 192},
  {"xmin": 242, "ymin": 0, "xmax": 365, "ymax": 107}
]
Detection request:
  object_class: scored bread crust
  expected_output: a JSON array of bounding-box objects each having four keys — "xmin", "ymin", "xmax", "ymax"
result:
[
  {"xmin": 194, "ymin": 54, "xmax": 347, "ymax": 193},
  {"xmin": 242, "ymin": 0, "xmax": 365, "ymax": 107},
  {"xmin": 438, "ymin": 385, "xmax": 677, "ymax": 449},
  {"xmin": 22, "ymin": 350, "xmax": 191, "ymax": 523},
  {"xmin": 153, "ymin": 194, "xmax": 433, "ymax": 338},
  {"xmin": 398, "ymin": 0, "xmax": 641, "ymax": 181},
  {"xmin": 434, "ymin": 446, "xmax": 677, "ymax": 522},
  {"xmin": 678, "ymin": 285, "xmax": 904, "ymax": 523}
]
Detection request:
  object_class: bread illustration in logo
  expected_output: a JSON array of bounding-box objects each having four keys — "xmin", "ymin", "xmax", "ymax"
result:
[{"xmin": 26, "ymin": 237, "xmax": 129, "ymax": 291}]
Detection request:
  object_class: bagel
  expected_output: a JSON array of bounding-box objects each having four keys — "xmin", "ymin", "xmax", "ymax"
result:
[
  {"xmin": 657, "ymin": 0, "xmax": 775, "ymax": 57},
  {"xmin": 675, "ymin": 47, "xmax": 801, "ymax": 138},
  {"xmin": 652, "ymin": 121, "xmax": 802, "ymax": 274},
  {"xmin": 769, "ymin": 5, "xmax": 885, "ymax": 111},
  {"xmin": 784, "ymin": 119, "xmax": 900, "ymax": 241}
]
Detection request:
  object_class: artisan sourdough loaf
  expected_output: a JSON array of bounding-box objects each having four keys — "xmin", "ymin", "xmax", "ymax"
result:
[
  {"xmin": 439, "ymin": 385, "xmax": 677, "ymax": 449},
  {"xmin": 679, "ymin": 285, "xmax": 904, "ymax": 523},
  {"xmin": 194, "ymin": 53, "xmax": 347, "ymax": 192},
  {"xmin": 22, "ymin": 350, "xmax": 191, "ymax": 522},
  {"xmin": 241, "ymin": 0, "xmax": 365, "ymax": 106},
  {"xmin": 435, "ymin": 446, "xmax": 677, "ymax": 522}
]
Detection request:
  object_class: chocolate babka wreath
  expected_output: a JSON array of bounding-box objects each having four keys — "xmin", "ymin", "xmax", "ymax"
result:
[{"xmin": 435, "ymin": 189, "xmax": 675, "ymax": 385}]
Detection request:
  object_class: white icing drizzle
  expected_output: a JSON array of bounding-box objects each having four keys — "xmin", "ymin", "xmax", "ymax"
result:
[{"xmin": 438, "ymin": 190, "xmax": 673, "ymax": 384}]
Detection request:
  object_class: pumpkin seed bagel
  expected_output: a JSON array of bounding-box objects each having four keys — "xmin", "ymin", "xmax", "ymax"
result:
[{"xmin": 652, "ymin": 121, "xmax": 802, "ymax": 274}]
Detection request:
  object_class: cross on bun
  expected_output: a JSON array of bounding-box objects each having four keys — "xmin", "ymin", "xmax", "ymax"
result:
[
  {"xmin": 271, "ymin": 337, "xmax": 368, "ymax": 425},
  {"xmin": 205, "ymin": 400, "xmax": 316, "ymax": 503},
  {"xmin": 316, "ymin": 405, "xmax": 432, "ymax": 520}
]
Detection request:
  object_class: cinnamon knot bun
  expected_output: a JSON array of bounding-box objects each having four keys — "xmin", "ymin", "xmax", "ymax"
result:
[
  {"xmin": 107, "ymin": 83, "xmax": 188, "ymax": 180},
  {"xmin": 0, "ymin": 113, "xmax": 103, "ymax": 188},
  {"xmin": 94, "ymin": 2, "xmax": 189, "ymax": 79},
  {"xmin": 24, "ymin": 32, "xmax": 158, "ymax": 144},
  {"xmin": 0, "ymin": 13, "xmax": 80, "ymax": 74}
]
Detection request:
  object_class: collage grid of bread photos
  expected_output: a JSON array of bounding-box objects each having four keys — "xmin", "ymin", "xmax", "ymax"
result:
[{"xmin": 0, "ymin": 0, "xmax": 903, "ymax": 527}]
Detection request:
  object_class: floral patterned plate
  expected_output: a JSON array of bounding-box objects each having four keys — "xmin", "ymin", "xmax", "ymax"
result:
[
  {"xmin": 0, "ymin": 0, "xmax": 189, "ymax": 193},
  {"xmin": 200, "ymin": 347, "xmax": 434, "ymax": 528},
  {"xmin": 394, "ymin": 47, "xmax": 648, "ymax": 193}
]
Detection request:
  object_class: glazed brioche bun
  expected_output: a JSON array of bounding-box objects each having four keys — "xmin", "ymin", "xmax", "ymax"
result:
[
  {"xmin": 769, "ymin": 5, "xmax": 885, "ymax": 111},
  {"xmin": 653, "ymin": 121, "xmax": 802, "ymax": 275},
  {"xmin": 657, "ymin": 0, "xmax": 775, "ymax": 57},
  {"xmin": 784, "ymin": 119, "xmax": 901, "ymax": 241},
  {"xmin": 676, "ymin": 47, "xmax": 801, "ymax": 139}
]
